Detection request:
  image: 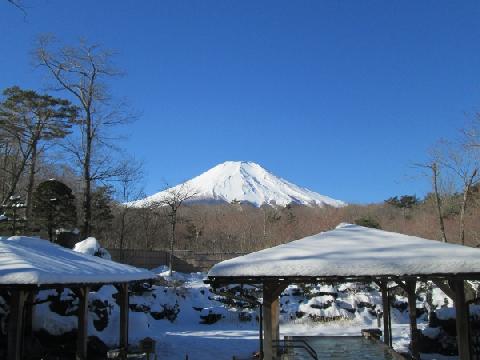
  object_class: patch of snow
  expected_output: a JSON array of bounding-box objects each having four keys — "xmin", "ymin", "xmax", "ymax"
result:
[
  {"xmin": 33, "ymin": 301, "xmax": 77, "ymax": 335},
  {"xmin": 73, "ymin": 237, "xmax": 111, "ymax": 260},
  {"xmin": 131, "ymin": 161, "xmax": 346, "ymax": 208}
]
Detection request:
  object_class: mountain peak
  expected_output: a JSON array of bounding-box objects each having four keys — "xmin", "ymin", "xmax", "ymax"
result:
[{"xmin": 133, "ymin": 161, "xmax": 346, "ymax": 208}]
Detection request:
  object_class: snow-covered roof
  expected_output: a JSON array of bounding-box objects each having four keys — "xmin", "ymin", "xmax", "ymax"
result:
[
  {"xmin": 0, "ymin": 236, "xmax": 155, "ymax": 285},
  {"xmin": 208, "ymin": 223, "xmax": 480, "ymax": 280}
]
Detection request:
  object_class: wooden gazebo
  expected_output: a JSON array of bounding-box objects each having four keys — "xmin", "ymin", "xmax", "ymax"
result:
[
  {"xmin": 207, "ymin": 223, "xmax": 480, "ymax": 360},
  {"xmin": 0, "ymin": 236, "xmax": 155, "ymax": 360}
]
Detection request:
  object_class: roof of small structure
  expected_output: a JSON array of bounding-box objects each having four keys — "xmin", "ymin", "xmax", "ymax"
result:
[
  {"xmin": 208, "ymin": 223, "xmax": 480, "ymax": 281},
  {"xmin": 0, "ymin": 236, "xmax": 155, "ymax": 285}
]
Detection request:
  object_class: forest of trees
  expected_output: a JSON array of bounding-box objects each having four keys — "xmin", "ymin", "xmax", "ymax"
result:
[{"xmin": 2, "ymin": 36, "xmax": 480, "ymax": 256}]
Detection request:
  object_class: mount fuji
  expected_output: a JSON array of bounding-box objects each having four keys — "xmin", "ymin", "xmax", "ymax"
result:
[{"xmin": 133, "ymin": 161, "xmax": 346, "ymax": 208}]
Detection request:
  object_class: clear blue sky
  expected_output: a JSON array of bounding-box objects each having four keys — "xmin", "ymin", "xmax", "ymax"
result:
[{"xmin": 1, "ymin": 0, "xmax": 480, "ymax": 204}]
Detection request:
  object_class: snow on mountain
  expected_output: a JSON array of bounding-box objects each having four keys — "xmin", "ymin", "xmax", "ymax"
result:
[{"xmin": 132, "ymin": 161, "xmax": 346, "ymax": 208}]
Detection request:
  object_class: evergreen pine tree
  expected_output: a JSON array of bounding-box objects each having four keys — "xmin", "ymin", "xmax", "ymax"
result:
[{"xmin": 32, "ymin": 179, "xmax": 77, "ymax": 241}]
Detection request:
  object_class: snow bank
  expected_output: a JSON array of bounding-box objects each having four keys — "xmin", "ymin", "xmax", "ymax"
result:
[
  {"xmin": 209, "ymin": 223, "xmax": 480, "ymax": 278},
  {"xmin": 0, "ymin": 236, "xmax": 154, "ymax": 285},
  {"xmin": 73, "ymin": 237, "xmax": 111, "ymax": 260}
]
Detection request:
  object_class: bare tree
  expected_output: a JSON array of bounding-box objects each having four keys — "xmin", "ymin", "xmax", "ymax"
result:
[
  {"xmin": 150, "ymin": 184, "xmax": 198, "ymax": 276},
  {"xmin": 111, "ymin": 158, "xmax": 144, "ymax": 260},
  {"xmin": 6, "ymin": 0, "xmax": 26, "ymax": 14},
  {"xmin": 35, "ymin": 36, "xmax": 131, "ymax": 237},
  {"xmin": 415, "ymin": 161, "xmax": 448, "ymax": 243},
  {"xmin": 438, "ymin": 140, "xmax": 480, "ymax": 245}
]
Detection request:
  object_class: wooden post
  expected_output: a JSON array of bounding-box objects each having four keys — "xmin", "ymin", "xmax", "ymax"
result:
[
  {"xmin": 7, "ymin": 289, "xmax": 28, "ymax": 360},
  {"xmin": 388, "ymin": 290, "xmax": 392, "ymax": 348},
  {"xmin": 262, "ymin": 283, "xmax": 285, "ymax": 360},
  {"xmin": 406, "ymin": 280, "xmax": 419, "ymax": 360},
  {"xmin": 272, "ymin": 296, "xmax": 280, "ymax": 345},
  {"xmin": 259, "ymin": 303, "xmax": 263, "ymax": 360},
  {"xmin": 76, "ymin": 286, "xmax": 89, "ymax": 360},
  {"xmin": 23, "ymin": 290, "xmax": 36, "ymax": 359},
  {"xmin": 453, "ymin": 280, "xmax": 470, "ymax": 360},
  {"xmin": 380, "ymin": 282, "xmax": 391, "ymax": 347},
  {"xmin": 118, "ymin": 283, "xmax": 129, "ymax": 350},
  {"xmin": 24, "ymin": 291, "xmax": 35, "ymax": 338},
  {"xmin": 263, "ymin": 293, "xmax": 274, "ymax": 360}
]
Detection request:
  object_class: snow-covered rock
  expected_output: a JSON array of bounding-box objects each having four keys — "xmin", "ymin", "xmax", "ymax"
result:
[
  {"xmin": 131, "ymin": 161, "xmax": 346, "ymax": 208},
  {"xmin": 73, "ymin": 237, "xmax": 112, "ymax": 260}
]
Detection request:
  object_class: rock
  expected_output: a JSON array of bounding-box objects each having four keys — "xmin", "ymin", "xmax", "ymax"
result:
[
  {"xmin": 91, "ymin": 299, "xmax": 109, "ymax": 331},
  {"xmin": 88, "ymin": 335, "xmax": 109, "ymax": 357}
]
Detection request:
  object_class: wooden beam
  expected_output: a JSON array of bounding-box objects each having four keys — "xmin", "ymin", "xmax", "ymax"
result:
[
  {"xmin": 453, "ymin": 280, "xmax": 471, "ymax": 360},
  {"xmin": 76, "ymin": 286, "xmax": 89, "ymax": 360},
  {"xmin": 7, "ymin": 290, "xmax": 28, "ymax": 360},
  {"xmin": 405, "ymin": 280, "xmax": 419, "ymax": 360},
  {"xmin": 118, "ymin": 283, "xmax": 129, "ymax": 350},
  {"xmin": 207, "ymin": 272, "xmax": 480, "ymax": 287}
]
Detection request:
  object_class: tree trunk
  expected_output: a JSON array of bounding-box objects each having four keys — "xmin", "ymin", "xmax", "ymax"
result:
[
  {"xmin": 82, "ymin": 112, "xmax": 92, "ymax": 238},
  {"xmin": 460, "ymin": 170, "xmax": 477, "ymax": 246},
  {"xmin": 432, "ymin": 163, "xmax": 448, "ymax": 243},
  {"xmin": 168, "ymin": 211, "xmax": 176, "ymax": 276},
  {"xmin": 119, "ymin": 206, "xmax": 127, "ymax": 262},
  {"xmin": 25, "ymin": 140, "xmax": 38, "ymax": 231},
  {"xmin": 0, "ymin": 142, "xmax": 13, "ymax": 202},
  {"xmin": 4, "ymin": 147, "xmax": 32, "ymax": 203},
  {"xmin": 460, "ymin": 185, "xmax": 468, "ymax": 245},
  {"xmin": 48, "ymin": 205, "xmax": 54, "ymax": 242}
]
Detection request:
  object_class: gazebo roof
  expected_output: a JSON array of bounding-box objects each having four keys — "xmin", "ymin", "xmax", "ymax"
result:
[
  {"xmin": 208, "ymin": 223, "xmax": 480, "ymax": 282},
  {"xmin": 0, "ymin": 236, "xmax": 154, "ymax": 285}
]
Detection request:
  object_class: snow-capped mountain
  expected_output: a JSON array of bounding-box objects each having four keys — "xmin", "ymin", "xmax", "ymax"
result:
[{"xmin": 133, "ymin": 161, "xmax": 346, "ymax": 208}]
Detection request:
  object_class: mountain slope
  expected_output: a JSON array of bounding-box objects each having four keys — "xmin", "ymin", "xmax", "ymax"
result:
[{"xmin": 133, "ymin": 161, "xmax": 346, "ymax": 208}]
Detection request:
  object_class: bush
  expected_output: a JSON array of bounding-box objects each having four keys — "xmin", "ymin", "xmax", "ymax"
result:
[{"xmin": 354, "ymin": 216, "xmax": 381, "ymax": 229}]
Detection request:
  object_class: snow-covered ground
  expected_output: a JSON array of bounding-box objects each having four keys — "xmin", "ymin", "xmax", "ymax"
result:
[{"xmin": 16, "ymin": 265, "xmax": 463, "ymax": 359}]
